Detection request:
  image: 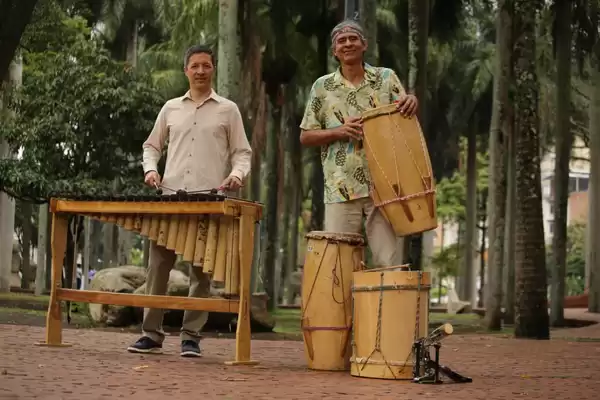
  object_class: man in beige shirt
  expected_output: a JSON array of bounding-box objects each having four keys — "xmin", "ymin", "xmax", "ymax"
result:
[{"xmin": 127, "ymin": 44, "xmax": 252, "ymax": 357}]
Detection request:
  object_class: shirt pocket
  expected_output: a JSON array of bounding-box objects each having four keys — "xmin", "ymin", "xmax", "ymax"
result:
[
  {"xmin": 167, "ymin": 108, "xmax": 193, "ymax": 140},
  {"xmin": 206, "ymin": 114, "xmax": 230, "ymax": 154}
]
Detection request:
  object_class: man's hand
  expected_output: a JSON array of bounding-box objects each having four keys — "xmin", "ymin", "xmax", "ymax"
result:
[
  {"xmin": 396, "ymin": 94, "xmax": 418, "ymax": 117},
  {"xmin": 336, "ymin": 116, "xmax": 363, "ymax": 140},
  {"xmin": 144, "ymin": 171, "xmax": 161, "ymax": 188},
  {"xmin": 219, "ymin": 175, "xmax": 243, "ymax": 191}
]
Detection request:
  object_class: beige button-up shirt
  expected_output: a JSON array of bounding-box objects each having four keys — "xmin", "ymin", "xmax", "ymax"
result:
[{"xmin": 142, "ymin": 90, "xmax": 252, "ymax": 194}]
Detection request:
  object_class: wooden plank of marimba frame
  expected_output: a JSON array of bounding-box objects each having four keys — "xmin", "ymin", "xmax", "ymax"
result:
[
  {"xmin": 50, "ymin": 199, "xmax": 229, "ymax": 215},
  {"xmin": 41, "ymin": 195, "xmax": 263, "ymax": 366},
  {"xmin": 56, "ymin": 289, "xmax": 239, "ymax": 313}
]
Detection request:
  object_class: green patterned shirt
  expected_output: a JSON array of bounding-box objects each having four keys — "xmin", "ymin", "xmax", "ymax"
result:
[{"xmin": 300, "ymin": 64, "xmax": 406, "ymax": 204}]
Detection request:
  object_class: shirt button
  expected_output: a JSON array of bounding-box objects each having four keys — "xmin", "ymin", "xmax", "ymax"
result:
[{"xmin": 194, "ymin": 122, "xmax": 197, "ymax": 125}]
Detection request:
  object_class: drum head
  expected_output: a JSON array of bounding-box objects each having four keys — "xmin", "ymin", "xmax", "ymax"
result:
[
  {"xmin": 361, "ymin": 103, "xmax": 400, "ymax": 122},
  {"xmin": 305, "ymin": 231, "xmax": 365, "ymax": 246}
]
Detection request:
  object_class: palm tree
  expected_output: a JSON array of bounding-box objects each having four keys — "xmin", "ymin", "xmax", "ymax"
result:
[
  {"xmin": 549, "ymin": 0, "xmax": 573, "ymax": 327},
  {"xmin": 513, "ymin": 0, "xmax": 550, "ymax": 339},
  {"xmin": 485, "ymin": 0, "xmax": 513, "ymax": 330}
]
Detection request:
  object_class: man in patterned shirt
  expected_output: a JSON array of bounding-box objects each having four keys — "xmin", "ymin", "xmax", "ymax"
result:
[{"xmin": 299, "ymin": 19, "xmax": 418, "ymax": 266}]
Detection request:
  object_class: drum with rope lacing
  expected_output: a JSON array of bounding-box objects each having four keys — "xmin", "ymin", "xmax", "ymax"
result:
[
  {"xmin": 300, "ymin": 231, "xmax": 365, "ymax": 371},
  {"xmin": 350, "ymin": 266, "xmax": 431, "ymax": 380},
  {"xmin": 361, "ymin": 103, "xmax": 437, "ymax": 236}
]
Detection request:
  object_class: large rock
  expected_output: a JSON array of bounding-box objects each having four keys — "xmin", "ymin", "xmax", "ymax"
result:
[
  {"xmin": 86, "ymin": 265, "xmax": 274, "ymax": 332},
  {"xmin": 88, "ymin": 265, "xmax": 147, "ymax": 325}
]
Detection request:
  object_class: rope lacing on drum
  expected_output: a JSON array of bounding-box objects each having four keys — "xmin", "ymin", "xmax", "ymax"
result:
[
  {"xmin": 354, "ymin": 271, "xmax": 398, "ymax": 377},
  {"xmin": 352, "ymin": 269, "xmax": 424, "ymax": 379},
  {"xmin": 301, "ymin": 240, "xmax": 352, "ymax": 332},
  {"xmin": 361, "ymin": 109, "xmax": 435, "ymax": 208}
]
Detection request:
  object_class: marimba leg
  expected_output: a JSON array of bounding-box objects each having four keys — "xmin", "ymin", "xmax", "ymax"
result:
[
  {"xmin": 36, "ymin": 213, "xmax": 72, "ymax": 347},
  {"xmin": 225, "ymin": 211, "xmax": 258, "ymax": 366}
]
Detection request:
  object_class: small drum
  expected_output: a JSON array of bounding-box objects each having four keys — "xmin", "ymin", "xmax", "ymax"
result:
[
  {"xmin": 301, "ymin": 231, "xmax": 365, "ymax": 371},
  {"xmin": 361, "ymin": 103, "xmax": 437, "ymax": 236},
  {"xmin": 350, "ymin": 267, "xmax": 430, "ymax": 380}
]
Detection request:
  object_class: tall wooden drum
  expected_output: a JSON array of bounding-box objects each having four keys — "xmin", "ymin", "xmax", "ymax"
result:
[
  {"xmin": 350, "ymin": 267, "xmax": 430, "ymax": 380},
  {"xmin": 361, "ymin": 103, "xmax": 437, "ymax": 236},
  {"xmin": 301, "ymin": 231, "xmax": 365, "ymax": 371}
]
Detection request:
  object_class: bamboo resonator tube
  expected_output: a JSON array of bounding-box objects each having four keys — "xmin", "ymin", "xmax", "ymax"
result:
[{"xmin": 88, "ymin": 212, "xmax": 241, "ymax": 296}]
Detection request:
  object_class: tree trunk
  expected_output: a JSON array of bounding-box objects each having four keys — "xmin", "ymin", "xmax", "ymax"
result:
[
  {"xmin": 549, "ymin": 0, "xmax": 572, "ymax": 326},
  {"xmin": 44, "ymin": 207, "xmax": 52, "ymax": 291},
  {"xmin": 309, "ymin": 0, "xmax": 329, "ymax": 232},
  {"xmin": 513, "ymin": 0, "xmax": 549, "ymax": 339},
  {"xmin": 478, "ymin": 218, "xmax": 487, "ymax": 308},
  {"xmin": 275, "ymin": 108, "xmax": 290, "ymax": 305},
  {"xmin": 117, "ymin": 229, "xmax": 131, "ymax": 265},
  {"xmin": 142, "ymin": 239, "xmax": 150, "ymax": 268},
  {"xmin": 102, "ymin": 223, "xmax": 114, "ymax": 267},
  {"xmin": 0, "ymin": 53, "xmax": 22, "ymax": 292},
  {"xmin": 114, "ymin": 19, "xmax": 140, "ymax": 267},
  {"xmin": 504, "ymin": 118, "xmax": 517, "ymax": 324},
  {"xmin": 407, "ymin": 0, "xmax": 430, "ymax": 269},
  {"xmin": 285, "ymin": 111, "xmax": 303, "ymax": 304},
  {"xmin": 218, "ymin": 0, "xmax": 241, "ymax": 102},
  {"xmin": 360, "ymin": 0, "xmax": 378, "ymax": 65},
  {"xmin": 90, "ymin": 219, "xmax": 102, "ymax": 269},
  {"xmin": 82, "ymin": 217, "xmax": 91, "ymax": 289},
  {"xmin": 35, "ymin": 203, "xmax": 48, "ymax": 295},
  {"xmin": 20, "ymin": 202, "xmax": 33, "ymax": 289},
  {"xmin": 249, "ymin": 84, "xmax": 267, "ymax": 293},
  {"xmin": 0, "ymin": 0, "xmax": 38, "ymax": 81},
  {"xmin": 587, "ymin": 26, "xmax": 600, "ymax": 313},
  {"xmin": 463, "ymin": 117, "xmax": 478, "ymax": 305},
  {"xmin": 126, "ymin": 19, "xmax": 138, "ymax": 68},
  {"xmin": 484, "ymin": 0, "xmax": 513, "ymax": 331},
  {"xmin": 262, "ymin": 90, "xmax": 283, "ymax": 310}
]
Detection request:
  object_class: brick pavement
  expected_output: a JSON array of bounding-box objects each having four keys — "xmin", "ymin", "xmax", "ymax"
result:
[{"xmin": 1, "ymin": 317, "xmax": 600, "ymax": 400}]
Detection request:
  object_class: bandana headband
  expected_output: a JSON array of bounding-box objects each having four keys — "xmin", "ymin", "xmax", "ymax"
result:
[{"xmin": 331, "ymin": 21, "xmax": 366, "ymax": 45}]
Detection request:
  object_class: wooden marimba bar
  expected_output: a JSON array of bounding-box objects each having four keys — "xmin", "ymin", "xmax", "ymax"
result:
[{"xmin": 35, "ymin": 191, "xmax": 263, "ymax": 366}]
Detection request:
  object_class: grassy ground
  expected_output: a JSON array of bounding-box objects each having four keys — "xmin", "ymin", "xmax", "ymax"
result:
[
  {"xmin": 1, "ymin": 292, "xmax": 497, "ymax": 336},
  {"xmin": 8, "ymin": 292, "xmax": 588, "ymax": 339},
  {"xmin": 271, "ymin": 307, "xmax": 504, "ymax": 336}
]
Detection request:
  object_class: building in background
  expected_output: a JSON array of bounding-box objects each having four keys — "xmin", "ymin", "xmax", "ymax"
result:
[{"xmin": 540, "ymin": 136, "xmax": 590, "ymax": 243}]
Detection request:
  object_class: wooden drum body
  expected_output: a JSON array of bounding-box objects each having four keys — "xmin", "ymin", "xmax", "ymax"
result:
[
  {"xmin": 350, "ymin": 268, "xmax": 430, "ymax": 380},
  {"xmin": 361, "ymin": 103, "xmax": 437, "ymax": 236},
  {"xmin": 301, "ymin": 231, "xmax": 365, "ymax": 371}
]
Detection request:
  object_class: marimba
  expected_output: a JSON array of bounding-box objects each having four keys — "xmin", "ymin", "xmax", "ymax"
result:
[{"xmin": 35, "ymin": 190, "xmax": 263, "ymax": 366}]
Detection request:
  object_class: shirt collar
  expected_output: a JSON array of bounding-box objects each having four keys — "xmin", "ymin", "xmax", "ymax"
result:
[
  {"xmin": 333, "ymin": 63, "xmax": 378, "ymax": 87},
  {"xmin": 182, "ymin": 89, "xmax": 222, "ymax": 103}
]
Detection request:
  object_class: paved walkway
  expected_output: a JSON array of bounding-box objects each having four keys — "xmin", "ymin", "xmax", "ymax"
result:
[
  {"xmin": 554, "ymin": 308, "xmax": 600, "ymax": 339},
  {"xmin": 1, "ymin": 310, "xmax": 600, "ymax": 400}
]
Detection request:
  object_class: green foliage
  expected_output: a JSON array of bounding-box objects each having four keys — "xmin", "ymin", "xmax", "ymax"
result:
[
  {"xmin": 436, "ymin": 137, "xmax": 489, "ymax": 224},
  {"xmin": 546, "ymin": 222, "xmax": 587, "ymax": 295},
  {"xmin": 0, "ymin": 9, "xmax": 164, "ymax": 202},
  {"xmin": 430, "ymin": 286, "xmax": 448, "ymax": 299},
  {"xmin": 436, "ymin": 171, "xmax": 467, "ymax": 222},
  {"xmin": 130, "ymin": 247, "xmax": 143, "ymax": 266},
  {"xmin": 20, "ymin": 0, "xmax": 92, "ymax": 53},
  {"xmin": 430, "ymin": 242, "xmax": 462, "ymax": 279}
]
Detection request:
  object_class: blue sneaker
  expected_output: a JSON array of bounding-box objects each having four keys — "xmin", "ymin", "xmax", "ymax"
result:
[
  {"xmin": 180, "ymin": 340, "xmax": 202, "ymax": 357},
  {"xmin": 127, "ymin": 336, "xmax": 163, "ymax": 354}
]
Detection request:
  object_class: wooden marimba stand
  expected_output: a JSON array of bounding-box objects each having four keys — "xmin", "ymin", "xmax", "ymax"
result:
[{"xmin": 35, "ymin": 193, "xmax": 262, "ymax": 366}]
